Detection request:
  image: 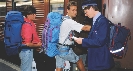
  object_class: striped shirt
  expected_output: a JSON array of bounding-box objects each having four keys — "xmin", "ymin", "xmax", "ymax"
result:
[{"xmin": 93, "ymin": 12, "xmax": 101, "ymax": 25}]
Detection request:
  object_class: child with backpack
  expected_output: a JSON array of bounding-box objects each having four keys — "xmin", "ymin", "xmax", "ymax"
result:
[
  {"xmin": 19, "ymin": 5, "xmax": 42, "ymax": 71},
  {"xmin": 41, "ymin": 1, "xmax": 91, "ymax": 71},
  {"xmin": 56, "ymin": 1, "xmax": 91, "ymax": 71}
]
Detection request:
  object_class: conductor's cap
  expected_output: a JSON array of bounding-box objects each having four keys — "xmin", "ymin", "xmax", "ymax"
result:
[{"xmin": 82, "ymin": 1, "xmax": 97, "ymax": 9}]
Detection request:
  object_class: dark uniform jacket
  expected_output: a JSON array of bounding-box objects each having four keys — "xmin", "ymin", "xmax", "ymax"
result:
[{"xmin": 82, "ymin": 15, "xmax": 114, "ymax": 70}]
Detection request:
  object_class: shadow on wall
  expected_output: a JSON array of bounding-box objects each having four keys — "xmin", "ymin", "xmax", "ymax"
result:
[{"xmin": 0, "ymin": 41, "xmax": 20, "ymax": 66}]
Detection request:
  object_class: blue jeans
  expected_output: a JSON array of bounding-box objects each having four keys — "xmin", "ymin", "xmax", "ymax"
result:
[
  {"xmin": 79, "ymin": 54, "xmax": 87, "ymax": 66},
  {"xmin": 19, "ymin": 49, "xmax": 33, "ymax": 71},
  {"xmin": 56, "ymin": 48, "xmax": 79, "ymax": 68}
]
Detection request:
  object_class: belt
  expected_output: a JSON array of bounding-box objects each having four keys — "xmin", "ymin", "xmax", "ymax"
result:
[
  {"xmin": 58, "ymin": 43, "xmax": 71, "ymax": 46},
  {"xmin": 21, "ymin": 48, "xmax": 32, "ymax": 51},
  {"xmin": 20, "ymin": 46, "xmax": 31, "ymax": 50}
]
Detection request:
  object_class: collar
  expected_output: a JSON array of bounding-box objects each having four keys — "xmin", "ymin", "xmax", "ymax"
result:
[
  {"xmin": 66, "ymin": 15, "xmax": 72, "ymax": 19},
  {"xmin": 93, "ymin": 12, "xmax": 101, "ymax": 23},
  {"xmin": 24, "ymin": 18, "xmax": 33, "ymax": 23}
]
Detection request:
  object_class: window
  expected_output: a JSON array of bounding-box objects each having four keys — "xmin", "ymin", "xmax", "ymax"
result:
[
  {"xmin": 0, "ymin": 2, "xmax": 6, "ymax": 16},
  {"xmin": 50, "ymin": 0, "xmax": 64, "ymax": 15},
  {"xmin": 0, "ymin": 0, "xmax": 5, "ymax": 2}
]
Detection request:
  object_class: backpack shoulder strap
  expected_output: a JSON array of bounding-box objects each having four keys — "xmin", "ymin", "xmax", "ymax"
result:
[
  {"xmin": 60, "ymin": 16, "xmax": 72, "ymax": 45},
  {"xmin": 20, "ymin": 21, "xmax": 32, "ymax": 47},
  {"xmin": 24, "ymin": 21, "xmax": 32, "ymax": 26},
  {"xmin": 62, "ymin": 31, "xmax": 73, "ymax": 45},
  {"xmin": 96, "ymin": 15, "xmax": 114, "ymax": 27},
  {"xmin": 96, "ymin": 15, "xmax": 105, "ymax": 23},
  {"xmin": 62, "ymin": 16, "xmax": 71, "ymax": 21}
]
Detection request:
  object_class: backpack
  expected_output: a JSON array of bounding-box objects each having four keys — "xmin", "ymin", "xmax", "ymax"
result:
[
  {"xmin": 42, "ymin": 12, "xmax": 62, "ymax": 57},
  {"xmin": 109, "ymin": 22, "xmax": 131, "ymax": 58},
  {"xmin": 4, "ymin": 11, "xmax": 25, "ymax": 56},
  {"xmin": 97, "ymin": 16, "xmax": 131, "ymax": 58},
  {"xmin": 42, "ymin": 12, "xmax": 71, "ymax": 57}
]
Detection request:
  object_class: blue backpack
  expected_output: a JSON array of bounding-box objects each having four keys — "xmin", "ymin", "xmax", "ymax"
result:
[
  {"xmin": 97, "ymin": 16, "xmax": 131, "ymax": 58},
  {"xmin": 4, "ymin": 11, "xmax": 25, "ymax": 56},
  {"xmin": 109, "ymin": 22, "xmax": 131, "ymax": 58},
  {"xmin": 42, "ymin": 12, "xmax": 62, "ymax": 57},
  {"xmin": 42, "ymin": 12, "xmax": 71, "ymax": 57}
]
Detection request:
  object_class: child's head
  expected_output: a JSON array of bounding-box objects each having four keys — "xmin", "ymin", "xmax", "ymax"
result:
[
  {"xmin": 23, "ymin": 5, "xmax": 36, "ymax": 20},
  {"xmin": 67, "ymin": 1, "xmax": 77, "ymax": 18}
]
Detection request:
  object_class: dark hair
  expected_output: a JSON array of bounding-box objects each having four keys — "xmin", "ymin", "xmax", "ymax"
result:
[
  {"xmin": 67, "ymin": 1, "xmax": 77, "ymax": 10},
  {"xmin": 23, "ymin": 5, "xmax": 36, "ymax": 17},
  {"xmin": 84, "ymin": 5, "xmax": 99, "ymax": 11}
]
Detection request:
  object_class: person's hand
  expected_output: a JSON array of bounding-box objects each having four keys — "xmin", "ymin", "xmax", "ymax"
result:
[
  {"xmin": 36, "ymin": 47, "xmax": 42, "ymax": 52},
  {"xmin": 26, "ymin": 43, "xmax": 32, "ymax": 47},
  {"xmin": 37, "ymin": 42, "xmax": 42, "ymax": 47},
  {"xmin": 84, "ymin": 25, "xmax": 91, "ymax": 31},
  {"xmin": 36, "ymin": 42, "xmax": 42, "ymax": 52},
  {"xmin": 74, "ymin": 38, "xmax": 83, "ymax": 44}
]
